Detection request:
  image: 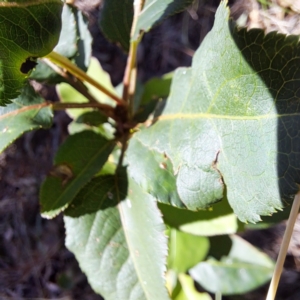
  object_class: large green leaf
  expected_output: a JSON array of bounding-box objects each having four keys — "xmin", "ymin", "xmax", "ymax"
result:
[
  {"xmin": 31, "ymin": 3, "xmax": 92, "ymax": 83},
  {"xmin": 0, "ymin": 0, "xmax": 62, "ymax": 104},
  {"xmin": 132, "ymin": 0, "xmax": 194, "ymax": 40},
  {"xmin": 99, "ymin": 0, "xmax": 133, "ymax": 52},
  {"xmin": 65, "ymin": 175, "xmax": 170, "ymax": 300},
  {"xmin": 127, "ymin": 1, "xmax": 300, "ymax": 223},
  {"xmin": 189, "ymin": 235, "xmax": 274, "ymax": 295},
  {"xmin": 40, "ymin": 131, "xmax": 115, "ymax": 218},
  {"xmin": 0, "ymin": 84, "xmax": 52, "ymax": 153}
]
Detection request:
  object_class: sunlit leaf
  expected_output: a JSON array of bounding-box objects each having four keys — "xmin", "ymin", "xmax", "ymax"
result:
[
  {"xmin": 0, "ymin": 0, "xmax": 62, "ymax": 104},
  {"xmin": 65, "ymin": 174, "xmax": 170, "ymax": 300},
  {"xmin": 128, "ymin": 1, "xmax": 300, "ymax": 222},
  {"xmin": 0, "ymin": 84, "xmax": 52, "ymax": 152}
]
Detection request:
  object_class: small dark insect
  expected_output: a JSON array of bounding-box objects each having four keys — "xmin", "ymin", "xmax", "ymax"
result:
[{"xmin": 20, "ymin": 57, "xmax": 38, "ymax": 74}]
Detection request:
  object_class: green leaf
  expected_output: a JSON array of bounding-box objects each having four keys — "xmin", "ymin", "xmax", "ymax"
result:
[
  {"xmin": 75, "ymin": 111, "xmax": 108, "ymax": 126},
  {"xmin": 132, "ymin": 0, "xmax": 194, "ymax": 40},
  {"xmin": 99, "ymin": 0, "xmax": 133, "ymax": 52},
  {"xmin": 133, "ymin": 73, "xmax": 173, "ymax": 122},
  {"xmin": 189, "ymin": 235, "xmax": 274, "ymax": 295},
  {"xmin": 64, "ymin": 172, "xmax": 126, "ymax": 217},
  {"xmin": 65, "ymin": 176, "xmax": 170, "ymax": 300},
  {"xmin": 176, "ymin": 274, "xmax": 212, "ymax": 300},
  {"xmin": 127, "ymin": 136, "xmax": 184, "ymax": 208},
  {"xmin": 159, "ymin": 197, "xmax": 241, "ymax": 236},
  {"xmin": 127, "ymin": 132, "xmax": 241, "ymax": 235},
  {"xmin": 40, "ymin": 131, "xmax": 115, "ymax": 218},
  {"xmin": 140, "ymin": 72, "xmax": 173, "ymax": 105},
  {"xmin": 0, "ymin": 84, "xmax": 52, "ymax": 153},
  {"xmin": 168, "ymin": 229, "xmax": 209, "ymax": 273},
  {"xmin": 129, "ymin": 1, "xmax": 300, "ymax": 223},
  {"xmin": 0, "ymin": 0, "xmax": 62, "ymax": 104},
  {"xmin": 31, "ymin": 3, "xmax": 92, "ymax": 83}
]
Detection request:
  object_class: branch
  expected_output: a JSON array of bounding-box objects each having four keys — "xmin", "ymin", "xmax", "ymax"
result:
[
  {"xmin": 45, "ymin": 51, "xmax": 127, "ymax": 106},
  {"xmin": 42, "ymin": 58, "xmax": 99, "ymax": 104},
  {"xmin": 122, "ymin": 0, "xmax": 144, "ymax": 109}
]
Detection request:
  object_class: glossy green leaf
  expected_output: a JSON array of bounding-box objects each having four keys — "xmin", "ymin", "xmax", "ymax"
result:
[
  {"xmin": 0, "ymin": 0, "xmax": 62, "ymax": 104},
  {"xmin": 99, "ymin": 0, "xmax": 133, "ymax": 51},
  {"xmin": 168, "ymin": 229, "xmax": 209, "ymax": 273},
  {"xmin": 129, "ymin": 1, "xmax": 300, "ymax": 223},
  {"xmin": 0, "ymin": 84, "xmax": 52, "ymax": 153},
  {"xmin": 30, "ymin": 4, "xmax": 92, "ymax": 83},
  {"xmin": 133, "ymin": 0, "xmax": 194, "ymax": 40},
  {"xmin": 40, "ymin": 131, "xmax": 115, "ymax": 218},
  {"xmin": 190, "ymin": 235, "xmax": 274, "ymax": 295},
  {"xmin": 65, "ymin": 176, "xmax": 170, "ymax": 300}
]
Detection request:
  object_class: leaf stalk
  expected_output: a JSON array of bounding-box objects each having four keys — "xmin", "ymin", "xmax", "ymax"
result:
[
  {"xmin": 122, "ymin": 0, "xmax": 144, "ymax": 115},
  {"xmin": 45, "ymin": 51, "xmax": 126, "ymax": 106}
]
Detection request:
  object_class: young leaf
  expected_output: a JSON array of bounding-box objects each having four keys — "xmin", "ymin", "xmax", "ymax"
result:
[
  {"xmin": 128, "ymin": 1, "xmax": 300, "ymax": 223},
  {"xmin": 168, "ymin": 229, "xmax": 209, "ymax": 273},
  {"xmin": 99, "ymin": 0, "xmax": 133, "ymax": 52},
  {"xmin": 0, "ymin": 0, "xmax": 63, "ymax": 104},
  {"xmin": 0, "ymin": 84, "xmax": 52, "ymax": 153},
  {"xmin": 177, "ymin": 274, "xmax": 212, "ymax": 300},
  {"xmin": 64, "ymin": 175, "xmax": 170, "ymax": 300},
  {"xmin": 140, "ymin": 72, "xmax": 173, "ymax": 105},
  {"xmin": 189, "ymin": 235, "xmax": 274, "ymax": 295},
  {"xmin": 132, "ymin": 0, "xmax": 194, "ymax": 40},
  {"xmin": 40, "ymin": 131, "xmax": 115, "ymax": 218}
]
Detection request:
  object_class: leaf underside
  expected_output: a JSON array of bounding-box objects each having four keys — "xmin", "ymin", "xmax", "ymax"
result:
[{"xmin": 127, "ymin": 1, "xmax": 300, "ymax": 223}]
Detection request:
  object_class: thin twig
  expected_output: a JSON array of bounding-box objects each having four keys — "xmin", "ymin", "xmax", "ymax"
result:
[
  {"xmin": 45, "ymin": 51, "xmax": 127, "ymax": 106},
  {"xmin": 122, "ymin": 0, "xmax": 144, "ymax": 106},
  {"xmin": 42, "ymin": 58, "xmax": 99, "ymax": 104},
  {"xmin": 51, "ymin": 102, "xmax": 113, "ymax": 110},
  {"xmin": 266, "ymin": 191, "xmax": 300, "ymax": 300}
]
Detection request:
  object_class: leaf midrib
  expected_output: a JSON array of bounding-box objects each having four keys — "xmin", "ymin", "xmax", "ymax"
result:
[{"xmin": 158, "ymin": 112, "xmax": 295, "ymax": 121}]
